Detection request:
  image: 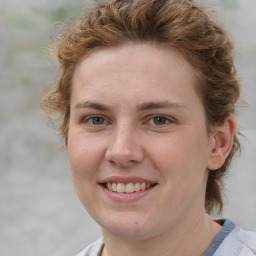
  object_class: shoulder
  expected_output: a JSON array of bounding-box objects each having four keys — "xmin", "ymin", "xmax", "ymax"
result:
[
  {"xmin": 215, "ymin": 221, "xmax": 256, "ymax": 256},
  {"xmin": 76, "ymin": 237, "xmax": 104, "ymax": 256}
]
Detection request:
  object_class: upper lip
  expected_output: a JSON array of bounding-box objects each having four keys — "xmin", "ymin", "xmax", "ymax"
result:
[{"xmin": 100, "ymin": 176, "xmax": 157, "ymax": 184}]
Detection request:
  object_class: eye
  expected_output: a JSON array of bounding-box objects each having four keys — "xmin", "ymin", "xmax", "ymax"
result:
[
  {"xmin": 148, "ymin": 116, "xmax": 172, "ymax": 126},
  {"xmin": 82, "ymin": 115, "xmax": 108, "ymax": 126},
  {"xmin": 152, "ymin": 116, "xmax": 168, "ymax": 125},
  {"xmin": 90, "ymin": 116, "xmax": 106, "ymax": 125}
]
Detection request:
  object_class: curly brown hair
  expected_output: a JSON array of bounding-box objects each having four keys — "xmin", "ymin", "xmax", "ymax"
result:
[{"xmin": 41, "ymin": 0, "xmax": 241, "ymax": 215}]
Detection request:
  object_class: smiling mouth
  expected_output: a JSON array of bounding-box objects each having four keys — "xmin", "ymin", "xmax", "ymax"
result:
[{"xmin": 102, "ymin": 182, "xmax": 157, "ymax": 193}]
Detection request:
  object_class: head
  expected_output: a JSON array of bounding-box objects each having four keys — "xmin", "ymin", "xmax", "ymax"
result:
[{"xmin": 42, "ymin": 0, "xmax": 240, "ymax": 215}]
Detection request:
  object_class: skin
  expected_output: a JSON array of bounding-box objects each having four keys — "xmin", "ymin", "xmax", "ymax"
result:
[{"xmin": 66, "ymin": 44, "xmax": 236, "ymax": 256}]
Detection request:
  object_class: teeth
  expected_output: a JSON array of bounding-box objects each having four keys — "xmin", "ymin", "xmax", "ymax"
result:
[
  {"xmin": 141, "ymin": 182, "xmax": 146, "ymax": 191},
  {"xmin": 134, "ymin": 182, "xmax": 141, "ymax": 192},
  {"xmin": 125, "ymin": 183, "xmax": 134, "ymax": 193},
  {"xmin": 112, "ymin": 182, "xmax": 117, "ymax": 192},
  {"xmin": 107, "ymin": 183, "xmax": 112, "ymax": 190},
  {"xmin": 117, "ymin": 183, "xmax": 125, "ymax": 193},
  {"xmin": 105, "ymin": 182, "xmax": 153, "ymax": 193}
]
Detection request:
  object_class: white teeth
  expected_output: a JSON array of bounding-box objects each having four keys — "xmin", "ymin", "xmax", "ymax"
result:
[
  {"xmin": 141, "ymin": 182, "xmax": 146, "ymax": 191},
  {"xmin": 134, "ymin": 182, "xmax": 140, "ymax": 192},
  {"xmin": 112, "ymin": 182, "xmax": 117, "ymax": 192},
  {"xmin": 125, "ymin": 183, "xmax": 134, "ymax": 193},
  {"xmin": 107, "ymin": 183, "xmax": 112, "ymax": 190},
  {"xmin": 105, "ymin": 182, "xmax": 153, "ymax": 193},
  {"xmin": 117, "ymin": 183, "xmax": 125, "ymax": 193}
]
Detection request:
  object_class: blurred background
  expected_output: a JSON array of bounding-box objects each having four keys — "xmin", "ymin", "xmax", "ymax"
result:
[{"xmin": 0, "ymin": 0, "xmax": 255, "ymax": 255}]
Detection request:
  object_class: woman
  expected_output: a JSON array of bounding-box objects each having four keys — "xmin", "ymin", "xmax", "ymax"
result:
[{"xmin": 42, "ymin": 0, "xmax": 256, "ymax": 255}]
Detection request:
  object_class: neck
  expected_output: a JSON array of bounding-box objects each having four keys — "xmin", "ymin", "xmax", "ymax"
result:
[{"xmin": 101, "ymin": 213, "xmax": 221, "ymax": 256}]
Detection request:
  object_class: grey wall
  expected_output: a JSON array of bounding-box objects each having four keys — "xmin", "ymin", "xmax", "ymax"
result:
[{"xmin": 0, "ymin": 0, "xmax": 255, "ymax": 255}]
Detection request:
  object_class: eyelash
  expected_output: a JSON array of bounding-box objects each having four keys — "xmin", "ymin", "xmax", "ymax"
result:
[
  {"xmin": 81, "ymin": 115, "xmax": 110, "ymax": 126},
  {"xmin": 81, "ymin": 115, "xmax": 175, "ymax": 127},
  {"xmin": 145, "ymin": 115, "xmax": 175, "ymax": 126}
]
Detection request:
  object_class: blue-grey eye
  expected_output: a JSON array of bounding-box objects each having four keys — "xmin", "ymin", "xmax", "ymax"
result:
[
  {"xmin": 153, "ymin": 116, "xmax": 168, "ymax": 125},
  {"xmin": 91, "ymin": 116, "xmax": 105, "ymax": 125}
]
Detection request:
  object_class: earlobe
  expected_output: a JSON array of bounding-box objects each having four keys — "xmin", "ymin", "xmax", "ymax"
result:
[{"xmin": 207, "ymin": 113, "xmax": 236, "ymax": 170}]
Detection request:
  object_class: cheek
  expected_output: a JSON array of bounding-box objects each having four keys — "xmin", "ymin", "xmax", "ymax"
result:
[
  {"xmin": 67, "ymin": 134, "xmax": 102, "ymax": 180},
  {"xmin": 67, "ymin": 136, "xmax": 102, "ymax": 206},
  {"xmin": 149, "ymin": 130, "xmax": 209, "ymax": 182},
  {"xmin": 151, "ymin": 134, "xmax": 197, "ymax": 165}
]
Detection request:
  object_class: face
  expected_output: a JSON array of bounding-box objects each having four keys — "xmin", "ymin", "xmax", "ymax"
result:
[{"xmin": 67, "ymin": 44, "xmax": 214, "ymax": 241}]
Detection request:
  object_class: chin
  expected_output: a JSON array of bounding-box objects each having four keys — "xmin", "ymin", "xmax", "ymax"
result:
[{"xmin": 99, "ymin": 213, "xmax": 155, "ymax": 241}]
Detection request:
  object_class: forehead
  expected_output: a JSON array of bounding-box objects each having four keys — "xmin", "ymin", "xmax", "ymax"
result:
[
  {"xmin": 71, "ymin": 43, "xmax": 201, "ymax": 109},
  {"xmin": 75, "ymin": 43, "xmax": 197, "ymax": 78}
]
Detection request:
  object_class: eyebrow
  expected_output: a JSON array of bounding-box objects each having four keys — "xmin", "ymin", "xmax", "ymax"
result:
[
  {"xmin": 137, "ymin": 101, "xmax": 186, "ymax": 111},
  {"xmin": 73, "ymin": 100, "xmax": 186, "ymax": 112},
  {"xmin": 73, "ymin": 101, "xmax": 109, "ymax": 111}
]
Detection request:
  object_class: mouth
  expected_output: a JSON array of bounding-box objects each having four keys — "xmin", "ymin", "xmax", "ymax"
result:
[{"xmin": 102, "ymin": 182, "xmax": 157, "ymax": 193}]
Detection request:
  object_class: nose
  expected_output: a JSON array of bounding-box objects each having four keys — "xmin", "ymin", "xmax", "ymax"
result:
[{"xmin": 105, "ymin": 125, "xmax": 144, "ymax": 168}]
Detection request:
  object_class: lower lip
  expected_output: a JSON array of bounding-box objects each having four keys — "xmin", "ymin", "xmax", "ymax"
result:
[{"xmin": 100, "ymin": 185, "xmax": 156, "ymax": 202}]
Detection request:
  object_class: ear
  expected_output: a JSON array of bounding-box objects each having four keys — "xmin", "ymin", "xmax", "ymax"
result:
[{"xmin": 207, "ymin": 113, "xmax": 236, "ymax": 170}]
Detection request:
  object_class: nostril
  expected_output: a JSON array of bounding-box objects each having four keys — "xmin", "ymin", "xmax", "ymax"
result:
[
  {"xmin": 108, "ymin": 158, "xmax": 136, "ymax": 168},
  {"xmin": 105, "ymin": 135, "xmax": 144, "ymax": 166},
  {"xmin": 106, "ymin": 151, "xmax": 138, "ymax": 167}
]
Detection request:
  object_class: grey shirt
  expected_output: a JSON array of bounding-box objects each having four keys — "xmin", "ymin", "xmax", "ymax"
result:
[{"xmin": 76, "ymin": 219, "xmax": 256, "ymax": 256}]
